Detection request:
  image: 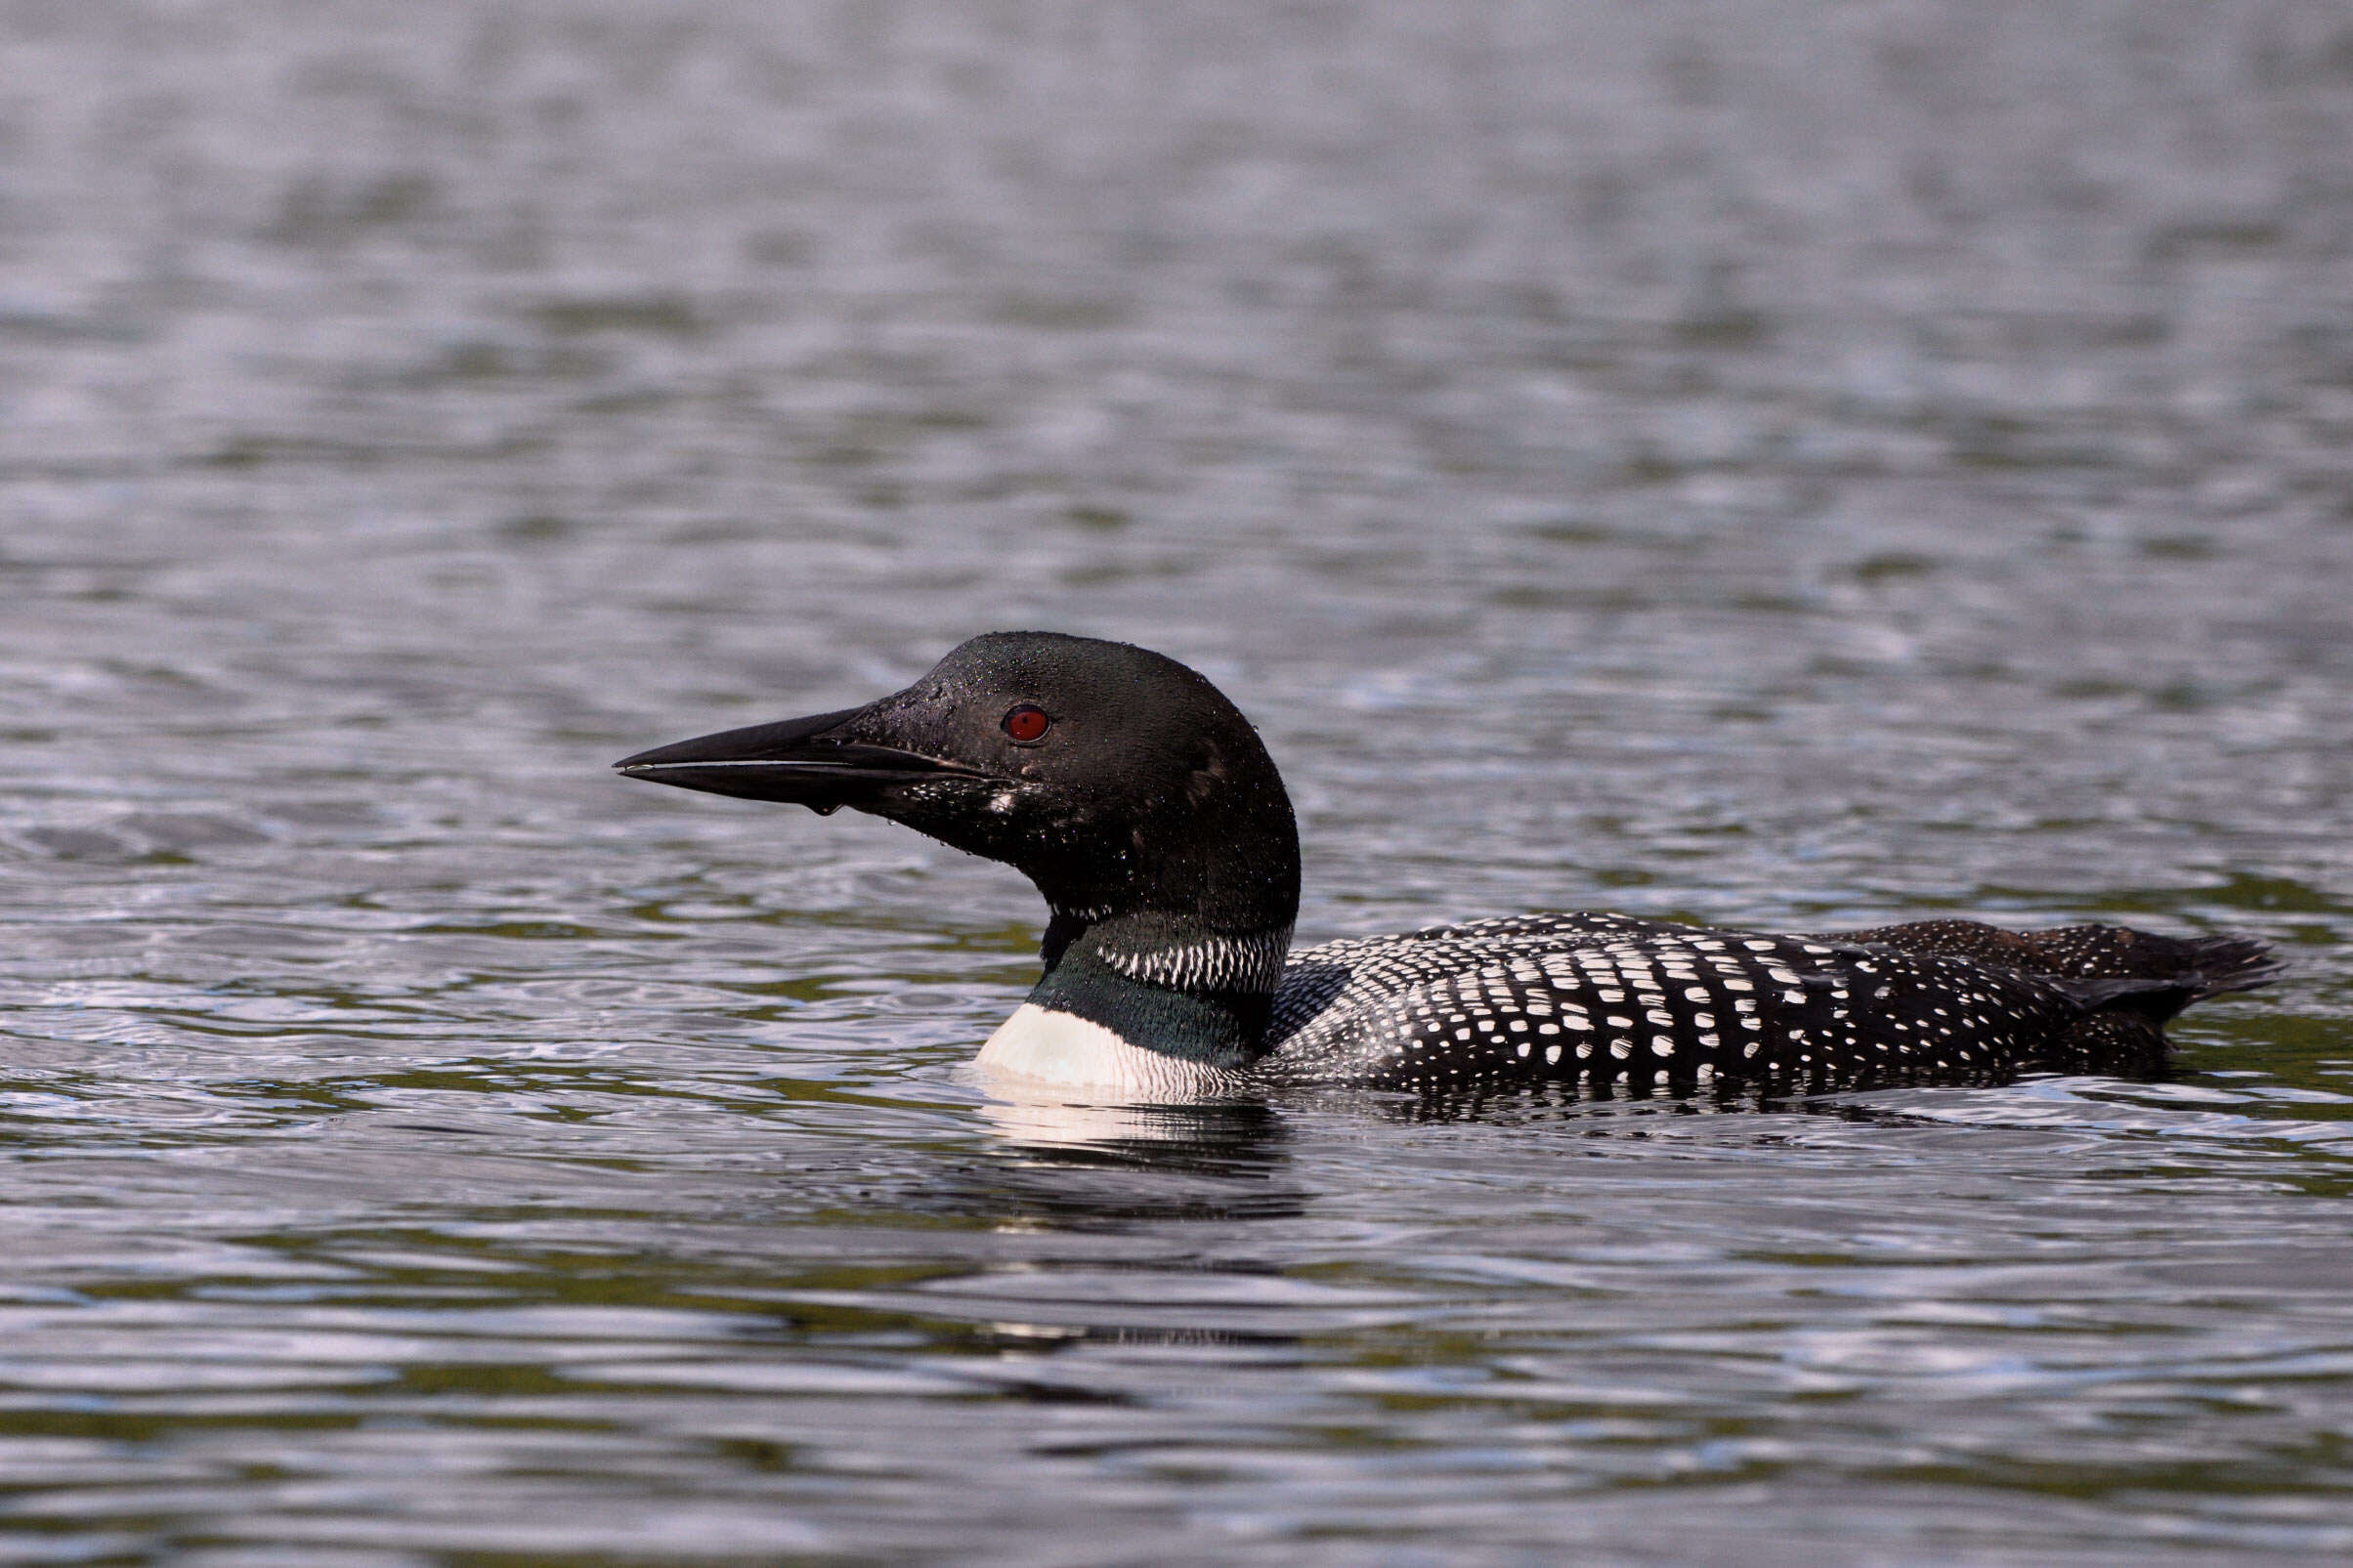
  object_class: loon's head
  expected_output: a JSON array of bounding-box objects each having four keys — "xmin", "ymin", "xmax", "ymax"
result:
[{"xmin": 617, "ymin": 634, "xmax": 1301, "ymax": 1078}]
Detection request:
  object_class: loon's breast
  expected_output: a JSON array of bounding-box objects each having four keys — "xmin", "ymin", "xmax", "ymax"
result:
[
  {"xmin": 976, "ymin": 1002, "xmax": 1250, "ymax": 1099},
  {"xmin": 1259, "ymin": 913, "xmax": 2079, "ymax": 1089}
]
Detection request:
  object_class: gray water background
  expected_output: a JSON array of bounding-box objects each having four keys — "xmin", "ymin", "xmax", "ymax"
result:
[{"xmin": 4, "ymin": 2, "xmax": 2353, "ymax": 1561}]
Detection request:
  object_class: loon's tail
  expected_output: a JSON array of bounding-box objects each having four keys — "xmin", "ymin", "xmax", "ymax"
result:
[
  {"xmin": 2033, "ymin": 932, "xmax": 2281, "ymax": 1075},
  {"xmin": 1825, "ymin": 918, "xmax": 2283, "ymax": 1012},
  {"xmin": 1819, "ymin": 918, "xmax": 2282, "ymax": 1073},
  {"xmin": 2047, "ymin": 930, "xmax": 2285, "ymax": 1020}
]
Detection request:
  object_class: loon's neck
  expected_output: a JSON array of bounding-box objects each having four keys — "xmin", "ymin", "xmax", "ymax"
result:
[
  {"xmin": 974, "ymin": 911, "xmax": 1293, "ymax": 1095},
  {"xmin": 974, "ymin": 717, "xmax": 1302, "ymax": 1095}
]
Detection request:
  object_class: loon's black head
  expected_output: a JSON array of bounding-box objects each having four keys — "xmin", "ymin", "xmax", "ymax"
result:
[{"xmin": 615, "ymin": 633, "xmax": 1303, "ymax": 974}]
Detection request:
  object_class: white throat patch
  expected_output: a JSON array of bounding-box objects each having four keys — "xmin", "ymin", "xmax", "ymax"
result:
[{"xmin": 974, "ymin": 1004, "xmax": 1244, "ymax": 1100}]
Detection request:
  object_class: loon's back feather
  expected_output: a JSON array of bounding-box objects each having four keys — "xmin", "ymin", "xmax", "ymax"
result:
[{"xmin": 1260, "ymin": 913, "xmax": 2273, "ymax": 1089}]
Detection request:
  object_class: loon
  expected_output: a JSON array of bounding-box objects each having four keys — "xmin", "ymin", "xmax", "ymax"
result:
[{"xmin": 615, "ymin": 632, "xmax": 2281, "ymax": 1099}]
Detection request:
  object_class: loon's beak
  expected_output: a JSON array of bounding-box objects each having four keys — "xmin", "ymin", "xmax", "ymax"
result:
[{"xmin": 613, "ymin": 705, "xmax": 986, "ymax": 812}]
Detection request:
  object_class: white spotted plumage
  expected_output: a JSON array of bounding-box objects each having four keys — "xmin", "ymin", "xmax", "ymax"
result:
[{"xmin": 1258, "ymin": 912, "xmax": 2075, "ymax": 1089}]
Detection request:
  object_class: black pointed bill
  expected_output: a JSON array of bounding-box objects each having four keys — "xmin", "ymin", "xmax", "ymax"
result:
[{"xmin": 614, "ymin": 705, "xmax": 987, "ymax": 810}]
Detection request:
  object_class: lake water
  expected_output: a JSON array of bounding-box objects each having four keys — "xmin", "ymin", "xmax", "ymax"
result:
[{"xmin": 3, "ymin": 3, "xmax": 2352, "ymax": 1562}]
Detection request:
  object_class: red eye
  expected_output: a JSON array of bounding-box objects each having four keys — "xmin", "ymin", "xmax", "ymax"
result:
[{"xmin": 1002, "ymin": 704, "xmax": 1050, "ymax": 743}]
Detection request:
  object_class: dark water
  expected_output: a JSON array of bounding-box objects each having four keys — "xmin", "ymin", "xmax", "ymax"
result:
[{"xmin": 4, "ymin": 3, "xmax": 2352, "ymax": 1561}]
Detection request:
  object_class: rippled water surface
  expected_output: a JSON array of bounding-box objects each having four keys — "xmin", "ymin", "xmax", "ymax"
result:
[{"xmin": 4, "ymin": 4, "xmax": 2353, "ymax": 1562}]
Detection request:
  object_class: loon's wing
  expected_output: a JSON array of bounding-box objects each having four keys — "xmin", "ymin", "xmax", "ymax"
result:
[{"xmin": 1260, "ymin": 911, "xmax": 2275, "ymax": 1091}]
